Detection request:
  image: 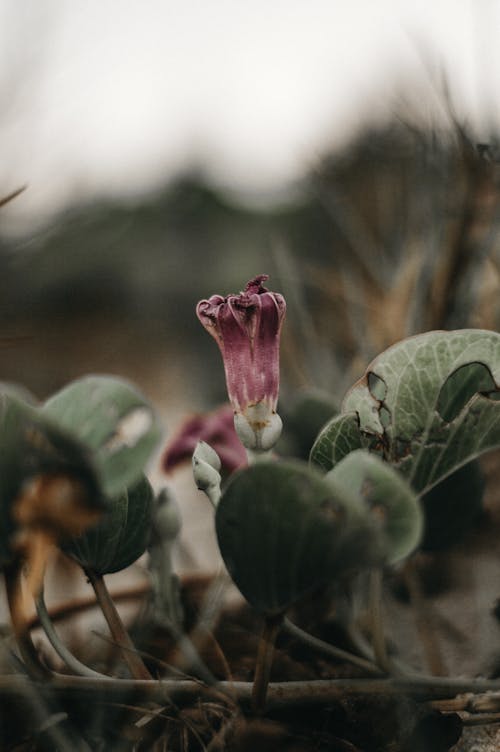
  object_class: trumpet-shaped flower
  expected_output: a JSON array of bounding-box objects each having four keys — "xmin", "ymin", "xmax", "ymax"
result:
[{"xmin": 196, "ymin": 275, "xmax": 286, "ymax": 451}]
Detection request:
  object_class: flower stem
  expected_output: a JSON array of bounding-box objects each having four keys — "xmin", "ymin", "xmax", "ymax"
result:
[
  {"xmin": 36, "ymin": 588, "xmax": 108, "ymax": 679},
  {"xmin": 252, "ymin": 613, "xmax": 283, "ymax": 713},
  {"xmin": 26, "ymin": 582, "xmax": 150, "ymax": 628},
  {"xmin": 85, "ymin": 568, "xmax": 152, "ymax": 680},
  {"xmin": 282, "ymin": 618, "xmax": 385, "ymax": 676},
  {"xmin": 4, "ymin": 560, "xmax": 49, "ymax": 679},
  {"xmin": 344, "ymin": 622, "xmax": 416, "ymax": 677}
]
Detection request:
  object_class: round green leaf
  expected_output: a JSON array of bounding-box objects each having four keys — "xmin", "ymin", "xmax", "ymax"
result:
[
  {"xmin": 326, "ymin": 450, "xmax": 423, "ymax": 565},
  {"xmin": 43, "ymin": 375, "xmax": 162, "ymax": 497},
  {"xmin": 215, "ymin": 460, "xmax": 373, "ymax": 615},
  {"xmin": 63, "ymin": 475, "xmax": 154, "ymax": 574}
]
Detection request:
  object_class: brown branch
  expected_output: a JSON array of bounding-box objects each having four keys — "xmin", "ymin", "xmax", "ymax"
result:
[{"xmin": 5, "ymin": 674, "xmax": 500, "ymax": 711}]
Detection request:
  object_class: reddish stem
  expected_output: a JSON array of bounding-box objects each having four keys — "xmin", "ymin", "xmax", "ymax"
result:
[
  {"xmin": 252, "ymin": 613, "xmax": 283, "ymax": 713},
  {"xmin": 85, "ymin": 568, "xmax": 152, "ymax": 681}
]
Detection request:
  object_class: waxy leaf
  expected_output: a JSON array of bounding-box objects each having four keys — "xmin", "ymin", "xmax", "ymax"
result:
[
  {"xmin": 279, "ymin": 389, "xmax": 338, "ymax": 460},
  {"xmin": 326, "ymin": 450, "xmax": 423, "ymax": 564},
  {"xmin": 43, "ymin": 376, "xmax": 161, "ymax": 497},
  {"xmin": 215, "ymin": 461, "xmax": 374, "ymax": 615},
  {"xmin": 0, "ymin": 392, "xmax": 103, "ymax": 566},
  {"xmin": 311, "ymin": 330, "xmax": 500, "ymax": 494},
  {"xmin": 63, "ymin": 475, "xmax": 154, "ymax": 574},
  {"xmin": 0, "ymin": 382, "xmax": 37, "ymax": 405}
]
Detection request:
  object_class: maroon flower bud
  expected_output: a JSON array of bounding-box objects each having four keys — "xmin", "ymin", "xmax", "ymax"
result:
[
  {"xmin": 196, "ymin": 275, "xmax": 286, "ymax": 451},
  {"xmin": 161, "ymin": 404, "xmax": 247, "ymax": 475}
]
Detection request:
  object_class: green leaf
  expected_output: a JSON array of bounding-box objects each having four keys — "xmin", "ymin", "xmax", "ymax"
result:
[
  {"xmin": 311, "ymin": 330, "xmax": 500, "ymax": 494},
  {"xmin": 309, "ymin": 412, "xmax": 374, "ymax": 471},
  {"xmin": 279, "ymin": 389, "xmax": 338, "ymax": 460},
  {"xmin": 0, "ymin": 392, "xmax": 103, "ymax": 566},
  {"xmin": 43, "ymin": 375, "xmax": 162, "ymax": 497},
  {"xmin": 63, "ymin": 475, "xmax": 154, "ymax": 574},
  {"xmin": 325, "ymin": 450, "xmax": 423, "ymax": 564},
  {"xmin": 0, "ymin": 382, "xmax": 37, "ymax": 405},
  {"xmin": 215, "ymin": 460, "xmax": 374, "ymax": 615}
]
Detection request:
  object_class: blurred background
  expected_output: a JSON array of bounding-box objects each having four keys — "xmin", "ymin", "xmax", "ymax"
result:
[{"xmin": 1, "ymin": 0, "xmax": 500, "ymax": 446}]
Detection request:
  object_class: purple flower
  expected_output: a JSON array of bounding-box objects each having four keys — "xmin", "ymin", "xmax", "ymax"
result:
[
  {"xmin": 162, "ymin": 404, "xmax": 247, "ymax": 475},
  {"xmin": 196, "ymin": 275, "xmax": 286, "ymax": 451}
]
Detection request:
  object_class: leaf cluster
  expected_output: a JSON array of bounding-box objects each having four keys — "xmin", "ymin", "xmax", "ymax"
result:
[
  {"xmin": 0, "ymin": 375, "xmax": 161, "ymax": 573},
  {"xmin": 217, "ymin": 329, "xmax": 500, "ymax": 616}
]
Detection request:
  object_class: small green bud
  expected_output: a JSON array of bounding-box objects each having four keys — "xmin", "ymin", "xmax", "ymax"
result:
[{"xmin": 192, "ymin": 441, "xmax": 222, "ymax": 507}]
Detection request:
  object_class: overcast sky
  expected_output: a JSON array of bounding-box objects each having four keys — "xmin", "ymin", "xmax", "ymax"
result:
[{"xmin": 0, "ymin": 0, "xmax": 499, "ymax": 230}]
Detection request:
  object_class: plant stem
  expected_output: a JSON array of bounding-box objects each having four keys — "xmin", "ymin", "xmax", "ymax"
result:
[
  {"xmin": 161, "ymin": 617, "xmax": 217, "ymax": 685},
  {"xmin": 4, "ymin": 560, "xmax": 49, "ymax": 679},
  {"xmin": 283, "ymin": 617, "xmax": 385, "ymax": 676},
  {"xmin": 85, "ymin": 568, "xmax": 152, "ymax": 680},
  {"xmin": 36, "ymin": 589, "xmax": 108, "ymax": 679},
  {"xmin": 344, "ymin": 622, "xmax": 417, "ymax": 678},
  {"xmin": 26, "ymin": 581, "xmax": 151, "ymax": 629},
  {"xmin": 369, "ymin": 568, "xmax": 391, "ymax": 673},
  {"xmin": 252, "ymin": 613, "xmax": 283, "ymax": 713}
]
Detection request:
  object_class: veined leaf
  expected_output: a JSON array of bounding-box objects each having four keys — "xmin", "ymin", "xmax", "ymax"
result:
[
  {"xmin": 325, "ymin": 450, "xmax": 423, "ymax": 564},
  {"xmin": 215, "ymin": 460, "xmax": 377, "ymax": 615},
  {"xmin": 311, "ymin": 330, "xmax": 500, "ymax": 494},
  {"xmin": 43, "ymin": 375, "xmax": 162, "ymax": 497},
  {"xmin": 63, "ymin": 475, "xmax": 154, "ymax": 574},
  {"xmin": 310, "ymin": 412, "xmax": 374, "ymax": 468}
]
